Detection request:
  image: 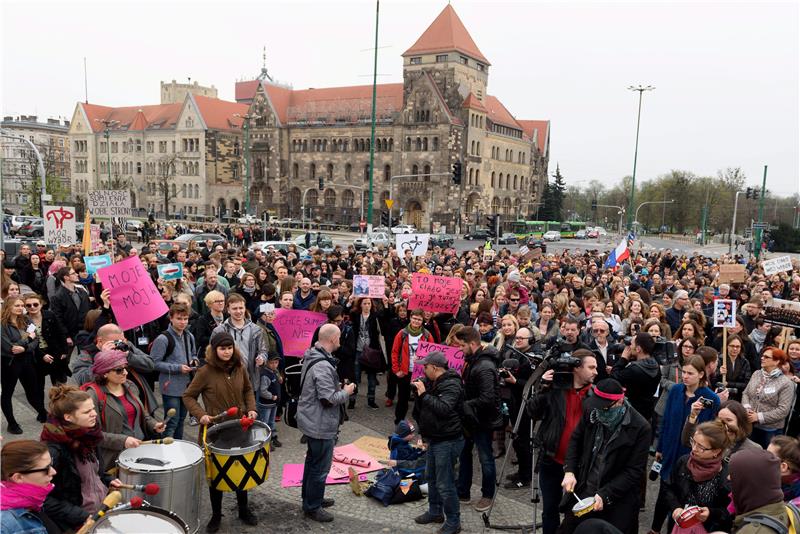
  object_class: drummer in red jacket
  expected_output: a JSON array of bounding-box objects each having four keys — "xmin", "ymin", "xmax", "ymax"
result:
[{"xmin": 183, "ymin": 332, "xmax": 258, "ymax": 532}]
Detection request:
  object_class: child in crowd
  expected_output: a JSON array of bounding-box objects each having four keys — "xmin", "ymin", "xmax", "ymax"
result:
[
  {"xmin": 258, "ymin": 353, "xmax": 283, "ymax": 448},
  {"xmin": 387, "ymin": 420, "xmax": 426, "ymax": 481}
]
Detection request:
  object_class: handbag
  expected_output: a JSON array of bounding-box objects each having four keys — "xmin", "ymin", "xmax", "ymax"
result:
[
  {"xmin": 358, "ymin": 346, "xmax": 385, "ymax": 371},
  {"xmin": 285, "ymin": 359, "xmax": 323, "ymax": 429}
]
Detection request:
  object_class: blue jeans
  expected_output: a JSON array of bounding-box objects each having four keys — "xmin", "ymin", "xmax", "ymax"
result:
[
  {"xmin": 301, "ymin": 436, "xmax": 335, "ymax": 513},
  {"xmin": 162, "ymin": 394, "xmax": 187, "ymax": 440},
  {"xmin": 257, "ymin": 401, "xmax": 277, "ymax": 437},
  {"xmin": 355, "ymin": 351, "xmax": 377, "ymax": 403},
  {"xmin": 427, "ymin": 437, "xmax": 464, "ymax": 529},
  {"xmin": 457, "ymin": 428, "xmax": 496, "ymax": 499}
]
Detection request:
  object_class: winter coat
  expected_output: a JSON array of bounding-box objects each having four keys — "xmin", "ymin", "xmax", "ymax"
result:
[
  {"xmin": 296, "ymin": 344, "xmax": 349, "ymax": 440},
  {"xmin": 661, "ymin": 454, "xmax": 732, "ymax": 533},
  {"xmin": 49, "ymin": 284, "xmax": 90, "ymax": 339},
  {"xmin": 258, "ymin": 366, "xmax": 281, "ymax": 405},
  {"xmin": 1, "ymin": 321, "xmax": 38, "ymax": 361},
  {"xmin": 212, "ymin": 319, "xmax": 269, "ymax": 394},
  {"xmin": 413, "ymin": 369, "xmax": 465, "ymax": 442},
  {"xmin": 462, "ymin": 345, "xmax": 502, "ymax": 430},
  {"xmin": 610, "ymin": 355, "xmax": 662, "ymax": 421},
  {"xmin": 349, "ymin": 310, "xmax": 385, "ymax": 371},
  {"xmin": 742, "ymin": 369, "xmax": 795, "ymax": 430},
  {"xmin": 150, "ymin": 325, "xmax": 197, "ymax": 397},
  {"xmin": 192, "ymin": 311, "xmax": 227, "ymax": 361},
  {"xmin": 713, "ymin": 355, "xmax": 752, "ymax": 402},
  {"xmin": 526, "ymin": 384, "xmax": 591, "ymax": 460},
  {"xmin": 391, "ymin": 328, "xmax": 434, "ymax": 375}
]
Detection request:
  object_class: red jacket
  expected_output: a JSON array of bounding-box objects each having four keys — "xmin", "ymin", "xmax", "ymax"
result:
[{"xmin": 391, "ymin": 328, "xmax": 434, "ymax": 375}]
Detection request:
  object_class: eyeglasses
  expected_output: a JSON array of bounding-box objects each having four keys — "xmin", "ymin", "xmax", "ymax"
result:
[
  {"xmin": 509, "ymin": 298, "xmax": 520, "ymax": 302},
  {"xmin": 24, "ymin": 303, "xmax": 40, "ymax": 308},
  {"xmin": 111, "ymin": 367, "xmax": 128, "ymax": 375},
  {"xmin": 19, "ymin": 463, "xmax": 53, "ymax": 475},
  {"xmin": 689, "ymin": 437, "xmax": 714, "ymax": 452},
  {"xmin": 761, "ymin": 354, "xmax": 775, "ymax": 360}
]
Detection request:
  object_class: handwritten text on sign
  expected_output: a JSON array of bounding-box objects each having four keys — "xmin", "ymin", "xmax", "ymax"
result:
[
  {"xmin": 411, "ymin": 341, "xmax": 465, "ymax": 380},
  {"xmin": 43, "ymin": 205, "xmax": 76, "ymax": 246},
  {"xmin": 272, "ymin": 309, "xmax": 327, "ymax": 357},
  {"xmin": 353, "ymin": 275, "xmax": 385, "ymax": 298},
  {"xmin": 763, "ymin": 255, "xmax": 793, "ymax": 276},
  {"xmin": 87, "ymin": 190, "xmax": 131, "ymax": 218},
  {"xmin": 408, "ymin": 274, "xmax": 461, "ymax": 314},
  {"xmin": 96, "ymin": 256, "xmax": 168, "ymax": 331}
]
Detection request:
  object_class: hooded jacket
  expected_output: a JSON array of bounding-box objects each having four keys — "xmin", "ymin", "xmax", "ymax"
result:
[
  {"xmin": 297, "ymin": 343, "xmax": 349, "ymax": 440},
  {"xmin": 610, "ymin": 355, "xmax": 661, "ymax": 420},
  {"xmin": 462, "ymin": 345, "xmax": 502, "ymax": 429},
  {"xmin": 413, "ymin": 369, "xmax": 464, "ymax": 442},
  {"xmin": 730, "ymin": 448, "xmax": 789, "ymax": 533},
  {"xmin": 151, "ymin": 325, "xmax": 197, "ymax": 397},
  {"xmin": 212, "ymin": 318, "xmax": 269, "ymax": 394}
]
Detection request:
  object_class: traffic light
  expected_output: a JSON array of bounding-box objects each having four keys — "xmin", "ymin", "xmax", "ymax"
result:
[
  {"xmin": 391, "ymin": 216, "xmax": 399, "ymax": 227},
  {"xmin": 591, "ymin": 199, "xmax": 597, "ymax": 211},
  {"xmin": 486, "ymin": 214, "xmax": 498, "ymax": 234},
  {"xmin": 318, "ymin": 176, "xmax": 324, "ymax": 191},
  {"xmin": 452, "ymin": 161, "xmax": 462, "ymax": 185},
  {"xmin": 380, "ymin": 211, "xmax": 389, "ymax": 227},
  {"xmin": 746, "ymin": 187, "xmax": 753, "ymax": 199},
  {"xmin": 753, "ymin": 188, "xmax": 760, "ymax": 199}
]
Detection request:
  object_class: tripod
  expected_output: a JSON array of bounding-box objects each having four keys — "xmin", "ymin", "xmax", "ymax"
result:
[{"xmin": 482, "ymin": 347, "xmax": 549, "ymax": 533}]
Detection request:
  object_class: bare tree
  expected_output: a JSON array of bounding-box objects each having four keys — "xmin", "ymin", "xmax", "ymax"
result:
[
  {"xmin": 18, "ymin": 144, "xmax": 69, "ymax": 215},
  {"xmin": 155, "ymin": 154, "xmax": 178, "ymax": 217}
]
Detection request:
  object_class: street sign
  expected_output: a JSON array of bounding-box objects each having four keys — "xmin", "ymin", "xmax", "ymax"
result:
[
  {"xmin": 385, "ymin": 199, "xmax": 394, "ymax": 209},
  {"xmin": 752, "ymin": 222, "xmax": 769, "ymax": 229}
]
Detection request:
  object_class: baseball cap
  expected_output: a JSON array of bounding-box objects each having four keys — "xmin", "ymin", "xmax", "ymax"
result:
[
  {"xmin": 394, "ymin": 420, "xmax": 416, "ymax": 438},
  {"xmin": 418, "ymin": 350, "xmax": 448, "ymax": 369},
  {"xmin": 584, "ymin": 378, "xmax": 625, "ymax": 412},
  {"xmin": 36, "ymin": 240, "xmax": 46, "ymax": 246}
]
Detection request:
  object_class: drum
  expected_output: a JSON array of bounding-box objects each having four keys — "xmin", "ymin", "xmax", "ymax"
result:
[
  {"xmin": 89, "ymin": 506, "xmax": 189, "ymax": 533},
  {"xmin": 117, "ymin": 440, "xmax": 204, "ymax": 533},
  {"xmin": 571, "ymin": 496, "xmax": 595, "ymax": 517},
  {"xmin": 204, "ymin": 419, "xmax": 271, "ymax": 492}
]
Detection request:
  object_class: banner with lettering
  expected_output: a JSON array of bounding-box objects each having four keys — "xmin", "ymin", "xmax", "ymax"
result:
[
  {"xmin": 762, "ymin": 255, "xmax": 793, "ymax": 276},
  {"xmin": 272, "ymin": 309, "xmax": 327, "ymax": 357},
  {"xmin": 353, "ymin": 275, "xmax": 385, "ymax": 298},
  {"xmin": 87, "ymin": 190, "xmax": 131, "ymax": 217},
  {"xmin": 96, "ymin": 256, "xmax": 169, "ymax": 331},
  {"xmin": 408, "ymin": 273, "xmax": 461, "ymax": 314},
  {"xmin": 43, "ymin": 205, "xmax": 76, "ymax": 246},
  {"xmin": 411, "ymin": 341, "xmax": 465, "ymax": 380}
]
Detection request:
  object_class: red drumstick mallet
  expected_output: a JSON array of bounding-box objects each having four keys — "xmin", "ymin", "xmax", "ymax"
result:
[
  {"xmin": 210, "ymin": 407, "xmax": 239, "ymax": 422},
  {"xmin": 117, "ymin": 483, "xmax": 160, "ymax": 496},
  {"xmin": 130, "ymin": 496, "xmax": 144, "ymax": 508},
  {"xmin": 239, "ymin": 416, "xmax": 255, "ymax": 431}
]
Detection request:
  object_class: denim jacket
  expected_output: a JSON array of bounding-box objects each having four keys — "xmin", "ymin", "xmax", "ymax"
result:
[{"xmin": 0, "ymin": 508, "xmax": 48, "ymax": 534}]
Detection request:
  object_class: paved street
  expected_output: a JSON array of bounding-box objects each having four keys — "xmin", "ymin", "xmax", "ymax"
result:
[{"xmin": 6, "ymin": 374, "xmax": 662, "ymax": 533}]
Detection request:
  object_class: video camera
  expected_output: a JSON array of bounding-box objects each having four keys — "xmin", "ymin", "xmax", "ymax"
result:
[
  {"xmin": 546, "ymin": 348, "xmax": 582, "ymax": 390},
  {"xmin": 652, "ymin": 337, "xmax": 676, "ymax": 365}
]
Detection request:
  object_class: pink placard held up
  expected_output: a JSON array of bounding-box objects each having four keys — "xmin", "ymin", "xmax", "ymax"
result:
[
  {"xmin": 408, "ymin": 274, "xmax": 461, "ymax": 314},
  {"xmin": 411, "ymin": 340, "xmax": 466, "ymax": 380},
  {"xmin": 273, "ymin": 309, "xmax": 327, "ymax": 357},
  {"xmin": 96, "ymin": 255, "xmax": 169, "ymax": 331}
]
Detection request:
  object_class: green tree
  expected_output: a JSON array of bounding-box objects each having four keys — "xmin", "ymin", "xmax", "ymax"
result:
[{"xmin": 541, "ymin": 164, "xmax": 566, "ymax": 221}]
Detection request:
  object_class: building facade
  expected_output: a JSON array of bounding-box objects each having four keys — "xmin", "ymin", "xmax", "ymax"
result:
[
  {"xmin": 236, "ymin": 5, "xmax": 550, "ymax": 230},
  {"xmin": 1, "ymin": 115, "xmax": 71, "ymax": 214},
  {"xmin": 161, "ymin": 80, "xmax": 218, "ymax": 105}
]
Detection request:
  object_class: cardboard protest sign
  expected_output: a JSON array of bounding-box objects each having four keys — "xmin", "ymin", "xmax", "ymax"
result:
[
  {"xmin": 713, "ymin": 299, "xmax": 737, "ymax": 328},
  {"xmin": 84, "ymin": 254, "xmax": 112, "ymax": 275},
  {"xmin": 43, "ymin": 205, "xmax": 76, "ymax": 246},
  {"xmin": 352, "ymin": 436, "xmax": 390, "ymax": 461},
  {"xmin": 353, "ymin": 275, "xmax": 385, "ymax": 298},
  {"xmin": 396, "ymin": 233, "xmax": 429, "ymax": 257},
  {"xmin": 96, "ymin": 255, "xmax": 168, "ymax": 331},
  {"xmin": 272, "ymin": 309, "xmax": 327, "ymax": 357},
  {"xmin": 411, "ymin": 341, "xmax": 465, "ymax": 380},
  {"xmin": 280, "ymin": 464, "xmax": 368, "ymax": 488},
  {"xmin": 518, "ymin": 245, "xmax": 529, "ymax": 256},
  {"xmin": 762, "ymin": 255, "xmax": 793, "ymax": 276},
  {"xmin": 156, "ymin": 263, "xmax": 183, "ymax": 281},
  {"xmin": 87, "ymin": 190, "xmax": 131, "ymax": 217},
  {"xmin": 408, "ymin": 273, "xmax": 462, "ymax": 314},
  {"xmin": 718, "ymin": 264, "xmax": 746, "ymax": 284}
]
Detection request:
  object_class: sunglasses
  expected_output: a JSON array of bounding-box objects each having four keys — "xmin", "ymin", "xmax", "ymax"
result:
[
  {"xmin": 19, "ymin": 463, "xmax": 53, "ymax": 475},
  {"xmin": 25, "ymin": 303, "xmax": 40, "ymax": 308},
  {"xmin": 111, "ymin": 367, "xmax": 128, "ymax": 375}
]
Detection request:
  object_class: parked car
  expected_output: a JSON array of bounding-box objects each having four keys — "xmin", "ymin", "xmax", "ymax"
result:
[
  {"xmin": 294, "ymin": 232, "xmax": 334, "ymax": 252},
  {"xmin": 9, "ymin": 215, "xmax": 39, "ymax": 235},
  {"xmin": 525, "ymin": 237, "xmax": 547, "ymax": 254},
  {"xmin": 391, "ymin": 224, "xmax": 416, "ymax": 234},
  {"xmin": 596, "ymin": 227, "xmax": 608, "ymax": 236},
  {"xmin": 576, "ymin": 229, "xmax": 587, "ymax": 239},
  {"xmin": 587, "ymin": 228, "xmax": 599, "ymax": 238},
  {"xmin": 16, "ymin": 219, "xmax": 44, "ymax": 238},
  {"xmin": 174, "ymin": 233, "xmax": 227, "ymax": 246},
  {"xmin": 249, "ymin": 241, "xmax": 309, "ymax": 257},
  {"xmin": 354, "ymin": 232, "xmax": 391, "ymax": 251},
  {"xmin": 497, "ymin": 232, "xmax": 518, "ymax": 245},
  {"xmin": 464, "ymin": 229, "xmax": 492, "ymax": 241},
  {"xmin": 543, "ymin": 230, "xmax": 561, "ymax": 242},
  {"xmin": 430, "ymin": 233, "xmax": 455, "ymax": 248}
]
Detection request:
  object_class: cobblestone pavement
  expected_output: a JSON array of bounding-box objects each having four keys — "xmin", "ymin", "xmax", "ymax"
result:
[{"xmin": 4, "ymin": 375, "xmax": 660, "ymax": 533}]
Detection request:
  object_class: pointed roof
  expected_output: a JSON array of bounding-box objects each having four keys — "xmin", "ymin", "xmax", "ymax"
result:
[
  {"xmin": 484, "ymin": 95, "xmax": 522, "ymax": 130},
  {"xmin": 129, "ymin": 110, "xmax": 149, "ymax": 131},
  {"xmin": 193, "ymin": 95, "xmax": 248, "ymax": 131},
  {"xmin": 518, "ymin": 120, "xmax": 550, "ymax": 154},
  {"xmin": 403, "ymin": 5, "xmax": 490, "ymax": 65},
  {"xmin": 462, "ymin": 93, "xmax": 487, "ymax": 113}
]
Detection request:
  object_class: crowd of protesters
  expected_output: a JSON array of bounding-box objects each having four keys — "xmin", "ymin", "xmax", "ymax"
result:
[{"xmin": 1, "ymin": 228, "xmax": 800, "ymax": 533}]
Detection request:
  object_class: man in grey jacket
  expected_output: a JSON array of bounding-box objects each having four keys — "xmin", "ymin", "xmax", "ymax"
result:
[{"xmin": 298, "ymin": 324, "xmax": 355, "ymax": 523}]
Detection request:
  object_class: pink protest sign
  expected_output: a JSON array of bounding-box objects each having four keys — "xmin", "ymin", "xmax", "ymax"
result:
[
  {"xmin": 280, "ymin": 464, "xmax": 368, "ymax": 488},
  {"xmin": 411, "ymin": 340, "xmax": 466, "ymax": 380},
  {"xmin": 408, "ymin": 274, "xmax": 462, "ymax": 314},
  {"xmin": 273, "ymin": 309, "xmax": 327, "ymax": 357},
  {"xmin": 353, "ymin": 275, "xmax": 385, "ymax": 298},
  {"xmin": 96, "ymin": 255, "xmax": 169, "ymax": 331},
  {"xmin": 328, "ymin": 443, "xmax": 382, "ymax": 479}
]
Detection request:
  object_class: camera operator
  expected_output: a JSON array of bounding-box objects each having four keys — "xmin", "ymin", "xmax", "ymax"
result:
[
  {"xmin": 502, "ymin": 327, "xmax": 536, "ymax": 490},
  {"xmin": 610, "ymin": 332, "xmax": 661, "ymax": 422},
  {"xmin": 547, "ymin": 317, "xmax": 590, "ymax": 355},
  {"xmin": 525, "ymin": 349, "xmax": 598, "ymax": 534},
  {"xmin": 71, "ymin": 323, "xmax": 158, "ymax": 415}
]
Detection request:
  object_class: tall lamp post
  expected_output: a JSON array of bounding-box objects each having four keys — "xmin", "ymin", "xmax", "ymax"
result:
[{"xmin": 626, "ymin": 85, "xmax": 655, "ymax": 229}]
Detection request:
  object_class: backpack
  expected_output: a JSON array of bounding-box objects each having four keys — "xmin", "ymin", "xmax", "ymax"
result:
[
  {"xmin": 742, "ymin": 502, "xmax": 800, "ymax": 534},
  {"xmin": 80, "ymin": 382, "xmax": 144, "ymax": 430},
  {"xmin": 147, "ymin": 330, "xmax": 175, "ymax": 357},
  {"xmin": 285, "ymin": 358, "xmax": 323, "ymax": 429}
]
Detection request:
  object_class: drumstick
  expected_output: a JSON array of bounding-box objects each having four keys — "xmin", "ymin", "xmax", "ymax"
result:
[
  {"xmin": 116, "ymin": 482, "xmax": 160, "ymax": 495},
  {"xmin": 211, "ymin": 407, "xmax": 239, "ymax": 422},
  {"xmin": 140, "ymin": 437, "xmax": 174, "ymax": 445},
  {"xmin": 76, "ymin": 491, "xmax": 122, "ymax": 534},
  {"xmin": 111, "ymin": 496, "xmax": 144, "ymax": 513},
  {"xmin": 162, "ymin": 408, "xmax": 177, "ymax": 426}
]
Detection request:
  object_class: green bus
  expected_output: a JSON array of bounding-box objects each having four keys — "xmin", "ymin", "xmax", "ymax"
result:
[
  {"xmin": 559, "ymin": 221, "xmax": 587, "ymax": 238},
  {"xmin": 512, "ymin": 220, "xmax": 547, "ymax": 240}
]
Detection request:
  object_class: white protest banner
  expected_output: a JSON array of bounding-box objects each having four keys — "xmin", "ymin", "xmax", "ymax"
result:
[
  {"xmin": 87, "ymin": 190, "xmax": 131, "ymax": 217},
  {"xmin": 762, "ymin": 255, "xmax": 793, "ymax": 276},
  {"xmin": 396, "ymin": 233, "xmax": 429, "ymax": 257},
  {"xmin": 519, "ymin": 245, "xmax": 529, "ymax": 256},
  {"xmin": 713, "ymin": 299, "xmax": 737, "ymax": 328},
  {"xmin": 43, "ymin": 205, "xmax": 76, "ymax": 246}
]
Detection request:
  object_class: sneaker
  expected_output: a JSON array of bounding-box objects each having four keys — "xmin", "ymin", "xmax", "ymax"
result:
[
  {"xmin": 503, "ymin": 480, "xmax": 530, "ymax": 490},
  {"xmin": 367, "ymin": 401, "xmax": 379, "ymax": 409},
  {"xmin": 271, "ymin": 437, "xmax": 282, "ymax": 448},
  {"xmin": 189, "ymin": 416, "xmax": 199, "ymax": 427},
  {"xmin": 414, "ymin": 512, "xmax": 445, "ymax": 525},
  {"xmin": 321, "ymin": 498, "xmax": 335, "ymax": 508},
  {"xmin": 7, "ymin": 424, "xmax": 22, "ymax": 435},
  {"xmin": 474, "ymin": 497, "xmax": 493, "ymax": 512},
  {"xmin": 206, "ymin": 515, "xmax": 222, "ymax": 533},
  {"xmin": 304, "ymin": 509, "xmax": 334, "ymax": 523},
  {"xmin": 437, "ymin": 525, "xmax": 462, "ymax": 534},
  {"xmin": 385, "ymin": 398, "xmax": 393, "ymax": 407},
  {"xmin": 238, "ymin": 509, "xmax": 258, "ymax": 526}
]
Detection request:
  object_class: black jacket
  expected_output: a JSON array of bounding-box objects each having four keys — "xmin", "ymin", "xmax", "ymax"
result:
[
  {"xmin": 610, "ymin": 356, "xmax": 661, "ymax": 421},
  {"xmin": 462, "ymin": 345, "xmax": 502, "ymax": 429},
  {"xmin": 192, "ymin": 311, "xmax": 227, "ymax": 361},
  {"xmin": 564, "ymin": 403, "xmax": 651, "ymax": 533},
  {"xmin": 413, "ymin": 369, "xmax": 464, "ymax": 442},
  {"xmin": 49, "ymin": 284, "xmax": 91, "ymax": 339},
  {"xmin": 1, "ymin": 322, "xmax": 38, "ymax": 361},
  {"xmin": 32, "ymin": 310, "xmax": 70, "ymax": 377},
  {"xmin": 43, "ymin": 441, "xmax": 113, "ymax": 531},
  {"xmin": 348, "ymin": 310, "xmax": 385, "ymax": 370},
  {"xmin": 661, "ymin": 454, "xmax": 732, "ymax": 533}
]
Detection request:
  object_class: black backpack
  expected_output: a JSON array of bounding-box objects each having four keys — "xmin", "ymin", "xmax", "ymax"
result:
[{"xmin": 285, "ymin": 359, "xmax": 323, "ymax": 428}]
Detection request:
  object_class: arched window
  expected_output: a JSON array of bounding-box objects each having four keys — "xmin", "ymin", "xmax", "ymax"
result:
[
  {"xmin": 471, "ymin": 141, "xmax": 475, "ymax": 155},
  {"xmin": 306, "ymin": 189, "xmax": 318, "ymax": 206},
  {"xmin": 405, "ymin": 137, "xmax": 411, "ymax": 151},
  {"xmin": 327, "ymin": 163, "xmax": 334, "ymax": 180},
  {"xmin": 475, "ymin": 169, "xmax": 480, "ymax": 184},
  {"xmin": 343, "ymin": 189, "xmax": 355, "ymax": 208},
  {"xmin": 182, "ymin": 184, "xmax": 187, "ymax": 198},
  {"xmin": 415, "ymin": 137, "xmax": 422, "ymax": 151},
  {"xmin": 384, "ymin": 164, "xmax": 391, "ymax": 182},
  {"xmin": 476, "ymin": 142, "xmax": 480, "ymax": 155},
  {"xmin": 170, "ymin": 184, "xmax": 176, "ymax": 197},
  {"xmin": 345, "ymin": 163, "xmax": 352, "ymax": 180},
  {"xmin": 423, "ymin": 164, "xmax": 431, "ymax": 181},
  {"xmin": 412, "ymin": 164, "xmax": 419, "ymax": 176},
  {"xmin": 423, "ymin": 137, "xmax": 428, "ymax": 151},
  {"xmin": 194, "ymin": 184, "xmax": 200, "ymax": 198},
  {"xmin": 491, "ymin": 172, "xmax": 495, "ymax": 188},
  {"xmin": 302, "ymin": 140, "xmax": 307, "ymax": 152},
  {"xmin": 498, "ymin": 173, "xmax": 503, "ymax": 189},
  {"xmin": 324, "ymin": 189, "xmax": 336, "ymax": 207},
  {"xmin": 389, "ymin": 138, "xmax": 394, "ymax": 152},
  {"xmin": 310, "ymin": 163, "xmax": 316, "ymax": 179},
  {"xmin": 469, "ymin": 168, "xmax": 474, "ymax": 185},
  {"xmin": 363, "ymin": 164, "xmax": 370, "ymax": 182},
  {"xmin": 513, "ymin": 175, "xmax": 518, "ymax": 189},
  {"xmin": 292, "ymin": 163, "xmax": 298, "ymax": 179},
  {"xmin": 491, "ymin": 197, "xmax": 500, "ymax": 213},
  {"xmin": 432, "ymin": 137, "xmax": 438, "ymax": 151}
]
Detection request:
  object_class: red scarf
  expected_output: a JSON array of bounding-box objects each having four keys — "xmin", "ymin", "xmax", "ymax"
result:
[
  {"xmin": 39, "ymin": 416, "xmax": 103, "ymax": 463},
  {"xmin": 687, "ymin": 451, "xmax": 722, "ymax": 482}
]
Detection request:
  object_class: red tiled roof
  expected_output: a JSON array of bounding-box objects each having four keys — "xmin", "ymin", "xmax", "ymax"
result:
[
  {"xmin": 403, "ymin": 5, "xmax": 490, "ymax": 65},
  {"xmin": 129, "ymin": 110, "xmax": 149, "ymax": 131},
  {"xmin": 484, "ymin": 95, "xmax": 522, "ymax": 130},
  {"xmin": 235, "ymin": 80, "xmax": 261, "ymax": 102},
  {"xmin": 193, "ymin": 95, "xmax": 248, "ymax": 131},
  {"xmin": 81, "ymin": 102, "xmax": 182, "ymax": 133},
  {"xmin": 518, "ymin": 120, "xmax": 550, "ymax": 153},
  {"xmin": 462, "ymin": 93, "xmax": 487, "ymax": 113}
]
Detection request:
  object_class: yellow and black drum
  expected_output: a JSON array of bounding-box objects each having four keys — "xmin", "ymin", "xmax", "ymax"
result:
[{"xmin": 203, "ymin": 419, "xmax": 271, "ymax": 492}]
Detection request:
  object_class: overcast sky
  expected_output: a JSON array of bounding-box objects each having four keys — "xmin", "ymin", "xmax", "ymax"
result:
[{"xmin": 3, "ymin": 0, "xmax": 798, "ymax": 194}]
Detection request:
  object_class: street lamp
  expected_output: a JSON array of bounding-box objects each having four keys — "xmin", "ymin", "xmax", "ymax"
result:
[
  {"xmin": 634, "ymin": 199, "xmax": 674, "ymax": 231},
  {"xmin": 626, "ymin": 85, "xmax": 655, "ymax": 230}
]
